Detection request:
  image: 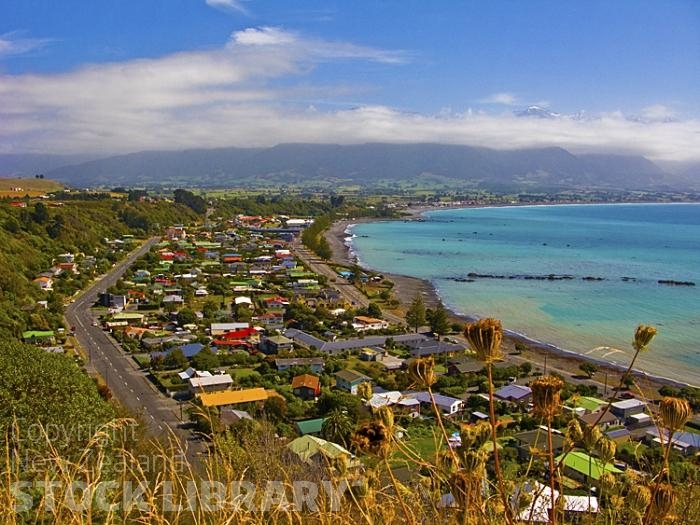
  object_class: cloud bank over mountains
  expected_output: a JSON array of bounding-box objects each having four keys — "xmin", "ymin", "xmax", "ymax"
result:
[{"xmin": 1, "ymin": 27, "xmax": 698, "ymax": 161}]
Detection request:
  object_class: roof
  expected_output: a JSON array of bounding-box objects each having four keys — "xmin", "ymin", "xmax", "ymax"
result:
[
  {"xmin": 571, "ymin": 396, "xmax": 607, "ymax": 413},
  {"xmin": 295, "ymin": 418, "xmax": 326, "ymax": 435},
  {"xmin": 646, "ymin": 428, "xmax": 700, "ymax": 449},
  {"xmin": 189, "ymin": 374, "xmax": 233, "ymax": 390},
  {"xmin": 275, "ymin": 357, "xmax": 324, "ymax": 368},
  {"xmin": 22, "ymin": 330, "xmax": 55, "ymax": 338},
  {"xmin": 494, "ymin": 384, "xmax": 532, "ymax": 401},
  {"xmin": 291, "ymin": 374, "xmax": 320, "ymax": 390},
  {"xmin": 112, "ymin": 312, "xmax": 145, "ymax": 320},
  {"xmin": 611, "ymin": 398, "xmax": 646, "ymax": 410},
  {"xmin": 287, "ymin": 435, "xmax": 353, "ymax": 463},
  {"xmin": 199, "ymin": 388, "xmax": 268, "ymax": 407},
  {"xmin": 283, "ymin": 328, "xmax": 427, "ymax": 354},
  {"xmin": 413, "ymin": 392, "xmax": 462, "ymax": 409},
  {"xmin": 556, "ymin": 451, "xmax": 622, "ymax": 480},
  {"xmin": 211, "ymin": 322, "xmax": 249, "ymax": 331},
  {"xmin": 579, "ymin": 410, "xmax": 619, "ymax": 426},
  {"xmin": 515, "ymin": 429, "xmax": 566, "ymax": 450},
  {"xmin": 335, "ymin": 369, "xmax": 371, "ymax": 384}
]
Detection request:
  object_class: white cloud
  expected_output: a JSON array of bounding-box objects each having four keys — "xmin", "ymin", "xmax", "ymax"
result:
[
  {"xmin": 205, "ymin": 0, "xmax": 249, "ymax": 15},
  {"xmin": 480, "ymin": 92, "xmax": 518, "ymax": 105},
  {"xmin": 640, "ymin": 104, "xmax": 677, "ymax": 121},
  {"xmin": 0, "ymin": 30, "xmax": 698, "ymax": 162},
  {"xmin": 0, "ymin": 32, "xmax": 52, "ymax": 57}
]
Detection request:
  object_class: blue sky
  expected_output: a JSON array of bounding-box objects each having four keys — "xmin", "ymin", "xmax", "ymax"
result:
[{"xmin": 2, "ymin": 0, "xmax": 699, "ymax": 161}]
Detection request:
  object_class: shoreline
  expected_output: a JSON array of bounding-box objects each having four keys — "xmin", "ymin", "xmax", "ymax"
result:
[{"xmin": 325, "ymin": 209, "xmax": 696, "ymax": 392}]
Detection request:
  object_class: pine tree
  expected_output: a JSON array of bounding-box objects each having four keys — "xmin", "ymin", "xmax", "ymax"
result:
[{"xmin": 406, "ymin": 293, "xmax": 426, "ymax": 333}]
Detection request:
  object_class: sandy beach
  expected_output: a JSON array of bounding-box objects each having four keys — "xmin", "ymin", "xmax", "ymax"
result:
[{"xmin": 324, "ymin": 214, "xmax": 690, "ymax": 397}]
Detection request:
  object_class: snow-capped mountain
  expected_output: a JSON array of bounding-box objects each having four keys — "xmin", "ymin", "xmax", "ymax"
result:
[{"xmin": 514, "ymin": 106, "xmax": 561, "ymax": 119}]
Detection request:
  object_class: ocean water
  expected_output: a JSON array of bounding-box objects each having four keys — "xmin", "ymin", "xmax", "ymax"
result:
[{"xmin": 349, "ymin": 203, "xmax": 700, "ymax": 386}]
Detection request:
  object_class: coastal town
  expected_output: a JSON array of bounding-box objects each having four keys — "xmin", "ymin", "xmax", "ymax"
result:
[{"xmin": 12, "ymin": 192, "xmax": 698, "ymax": 523}]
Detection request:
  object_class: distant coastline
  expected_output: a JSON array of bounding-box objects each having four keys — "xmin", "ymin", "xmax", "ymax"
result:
[{"xmin": 325, "ymin": 204, "xmax": 697, "ymax": 391}]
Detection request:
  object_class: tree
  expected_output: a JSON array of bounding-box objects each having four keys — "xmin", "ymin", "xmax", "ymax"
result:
[
  {"xmin": 192, "ymin": 347, "xmax": 220, "ymax": 372},
  {"xmin": 428, "ymin": 302, "xmax": 450, "ymax": 338},
  {"xmin": 176, "ymin": 308, "xmax": 197, "ymax": 326},
  {"xmin": 579, "ymin": 362, "xmax": 598, "ymax": 379},
  {"xmin": 367, "ymin": 302, "xmax": 382, "ymax": 319},
  {"xmin": 263, "ymin": 396, "xmax": 287, "ymax": 424},
  {"xmin": 321, "ymin": 408, "xmax": 355, "ymax": 448},
  {"xmin": 405, "ymin": 293, "xmax": 426, "ymax": 333},
  {"xmin": 164, "ymin": 348, "xmax": 188, "ymax": 370}
]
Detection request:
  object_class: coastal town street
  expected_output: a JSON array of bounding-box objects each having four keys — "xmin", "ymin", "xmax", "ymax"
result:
[{"xmin": 64, "ymin": 238, "xmax": 201, "ymax": 463}]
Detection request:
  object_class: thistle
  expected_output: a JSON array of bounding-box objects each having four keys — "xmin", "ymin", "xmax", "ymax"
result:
[
  {"xmin": 531, "ymin": 375, "xmax": 564, "ymax": 419},
  {"xmin": 408, "ymin": 356, "xmax": 436, "ymax": 387},
  {"xmin": 376, "ymin": 405, "xmax": 394, "ymax": 432},
  {"xmin": 659, "ymin": 396, "xmax": 691, "ymax": 432},
  {"xmin": 463, "ymin": 318, "xmax": 503, "ymax": 364},
  {"xmin": 633, "ymin": 324, "xmax": 657, "ymax": 352}
]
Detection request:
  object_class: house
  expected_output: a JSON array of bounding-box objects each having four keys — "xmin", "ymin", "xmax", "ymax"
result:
[
  {"xmin": 33, "ymin": 276, "xmax": 53, "ymax": 290},
  {"xmin": 514, "ymin": 429, "xmax": 566, "ymax": 461},
  {"xmin": 219, "ymin": 409, "xmax": 254, "ymax": 427},
  {"xmin": 610, "ymin": 398, "xmax": 647, "ymax": 422},
  {"xmin": 645, "ymin": 428, "xmax": 700, "ymax": 456},
  {"xmin": 578, "ymin": 410, "xmax": 620, "ymax": 430},
  {"xmin": 275, "ymin": 357, "xmax": 325, "ymax": 374},
  {"xmin": 260, "ymin": 335, "xmax": 294, "ymax": 355},
  {"xmin": 198, "ymin": 388, "xmax": 269, "ymax": 408},
  {"xmin": 112, "ymin": 312, "xmax": 145, "ymax": 326},
  {"xmin": 22, "ymin": 330, "xmax": 55, "ymax": 345},
  {"xmin": 291, "ymin": 374, "xmax": 321, "ymax": 400},
  {"xmin": 413, "ymin": 392, "xmax": 464, "ymax": 416},
  {"xmin": 334, "ymin": 369, "xmax": 372, "ymax": 395},
  {"xmin": 295, "ymin": 418, "xmax": 326, "ymax": 436},
  {"xmin": 210, "ymin": 322, "xmax": 250, "ymax": 336},
  {"xmin": 406, "ymin": 338, "xmax": 467, "ymax": 357},
  {"xmin": 515, "ymin": 481, "xmax": 598, "ymax": 524},
  {"xmin": 494, "ymin": 384, "xmax": 532, "ymax": 403},
  {"xmin": 446, "ymin": 357, "xmax": 484, "ymax": 376},
  {"xmin": 556, "ymin": 451, "xmax": 622, "ymax": 484},
  {"xmin": 352, "ymin": 316, "xmax": 389, "ymax": 332},
  {"xmin": 177, "ymin": 367, "xmax": 212, "ymax": 381},
  {"xmin": 287, "ymin": 435, "xmax": 357, "ymax": 466},
  {"xmin": 252, "ymin": 312, "xmax": 284, "ymax": 329},
  {"xmin": 188, "ymin": 374, "xmax": 234, "ymax": 395}
]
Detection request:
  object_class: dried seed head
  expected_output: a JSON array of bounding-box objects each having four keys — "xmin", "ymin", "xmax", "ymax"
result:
[
  {"xmin": 599, "ymin": 472, "xmax": 616, "ymax": 492},
  {"xmin": 582, "ymin": 424, "xmax": 602, "ymax": 451},
  {"xmin": 659, "ymin": 396, "xmax": 692, "ymax": 432},
  {"xmin": 626, "ymin": 485, "xmax": 650, "ymax": 514},
  {"xmin": 650, "ymin": 483, "xmax": 676, "ymax": 520},
  {"xmin": 351, "ymin": 420, "xmax": 391, "ymax": 457},
  {"xmin": 633, "ymin": 324, "xmax": 657, "ymax": 352},
  {"xmin": 376, "ymin": 405, "xmax": 394, "ymax": 432},
  {"xmin": 459, "ymin": 421, "xmax": 491, "ymax": 450},
  {"xmin": 566, "ymin": 419, "xmax": 583, "ymax": 443},
  {"xmin": 463, "ymin": 318, "xmax": 503, "ymax": 364},
  {"xmin": 357, "ymin": 381, "xmax": 373, "ymax": 402},
  {"xmin": 531, "ymin": 375, "xmax": 564, "ymax": 419},
  {"xmin": 408, "ymin": 356, "xmax": 436, "ymax": 387},
  {"xmin": 596, "ymin": 437, "xmax": 617, "ymax": 465}
]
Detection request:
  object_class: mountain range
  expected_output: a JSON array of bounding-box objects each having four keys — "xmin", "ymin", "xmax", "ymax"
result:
[{"xmin": 0, "ymin": 143, "xmax": 697, "ymax": 191}]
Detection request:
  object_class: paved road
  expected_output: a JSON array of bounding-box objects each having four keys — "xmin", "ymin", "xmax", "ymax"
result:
[
  {"xmin": 64, "ymin": 238, "xmax": 199, "ymax": 462},
  {"xmin": 291, "ymin": 239, "xmax": 405, "ymax": 325}
]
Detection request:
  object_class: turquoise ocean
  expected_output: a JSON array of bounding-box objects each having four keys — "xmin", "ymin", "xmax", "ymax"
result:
[{"xmin": 348, "ymin": 203, "xmax": 700, "ymax": 386}]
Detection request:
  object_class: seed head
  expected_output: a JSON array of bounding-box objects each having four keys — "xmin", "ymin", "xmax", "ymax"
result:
[
  {"xmin": 626, "ymin": 484, "xmax": 651, "ymax": 514},
  {"xmin": 659, "ymin": 396, "xmax": 692, "ymax": 432},
  {"xmin": 633, "ymin": 324, "xmax": 657, "ymax": 352},
  {"xmin": 531, "ymin": 375, "xmax": 564, "ymax": 419},
  {"xmin": 596, "ymin": 437, "xmax": 616, "ymax": 465},
  {"xmin": 408, "ymin": 356, "xmax": 436, "ymax": 387},
  {"xmin": 352, "ymin": 420, "xmax": 391, "ymax": 458},
  {"xmin": 650, "ymin": 483, "xmax": 675, "ymax": 520},
  {"xmin": 463, "ymin": 318, "xmax": 503, "ymax": 364}
]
